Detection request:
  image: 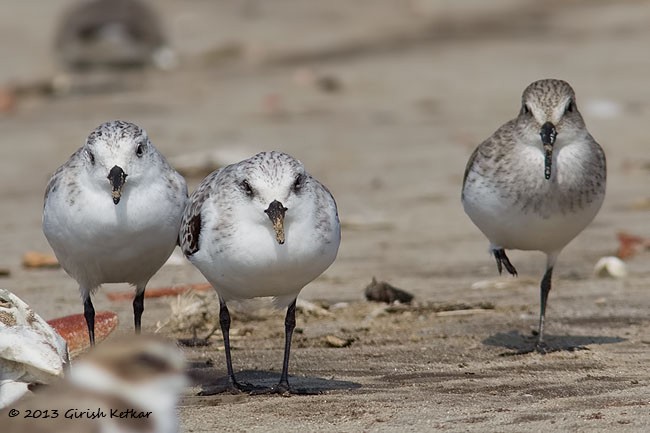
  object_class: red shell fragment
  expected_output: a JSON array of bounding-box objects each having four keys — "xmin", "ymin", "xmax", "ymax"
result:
[
  {"xmin": 105, "ymin": 283, "xmax": 212, "ymax": 302},
  {"xmin": 617, "ymin": 232, "xmax": 650, "ymax": 260},
  {"xmin": 47, "ymin": 311, "xmax": 118, "ymax": 356}
]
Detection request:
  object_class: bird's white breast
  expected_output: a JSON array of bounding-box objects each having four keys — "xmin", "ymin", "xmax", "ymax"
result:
[
  {"xmin": 43, "ymin": 177, "xmax": 185, "ymax": 288},
  {"xmin": 190, "ymin": 202, "xmax": 340, "ymax": 301},
  {"xmin": 462, "ymin": 137, "xmax": 605, "ymax": 253}
]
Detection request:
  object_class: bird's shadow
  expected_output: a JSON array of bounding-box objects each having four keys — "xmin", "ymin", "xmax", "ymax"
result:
[
  {"xmin": 483, "ymin": 330, "xmax": 626, "ymax": 356},
  {"xmin": 187, "ymin": 363, "xmax": 361, "ymax": 396}
]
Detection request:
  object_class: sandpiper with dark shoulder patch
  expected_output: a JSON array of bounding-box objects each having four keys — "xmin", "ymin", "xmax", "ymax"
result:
[
  {"xmin": 462, "ymin": 79, "xmax": 606, "ymax": 352},
  {"xmin": 43, "ymin": 121, "xmax": 188, "ymax": 345},
  {"xmin": 180, "ymin": 151, "xmax": 340, "ymax": 394}
]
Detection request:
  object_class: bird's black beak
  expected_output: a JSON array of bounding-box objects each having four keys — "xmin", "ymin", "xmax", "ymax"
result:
[
  {"xmin": 107, "ymin": 165, "xmax": 127, "ymax": 205},
  {"xmin": 540, "ymin": 122, "xmax": 557, "ymax": 180},
  {"xmin": 264, "ymin": 200, "xmax": 288, "ymax": 244}
]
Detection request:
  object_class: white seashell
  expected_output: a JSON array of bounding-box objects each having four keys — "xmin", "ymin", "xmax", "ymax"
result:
[
  {"xmin": 0, "ymin": 380, "xmax": 29, "ymax": 409},
  {"xmin": 0, "ymin": 289, "xmax": 69, "ymax": 408},
  {"xmin": 594, "ymin": 256, "xmax": 628, "ymax": 279}
]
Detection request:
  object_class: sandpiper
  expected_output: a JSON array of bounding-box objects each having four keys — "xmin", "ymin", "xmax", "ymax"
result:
[
  {"xmin": 180, "ymin": 151, "xmax": 340, "ymax": 394},
  {"xmin": 462, "ymin": 79, "xmax": 606, "ymax": 352},
  {"xmin": 43, "ymin": 120, "xmax": 188, "ymax": 345}
]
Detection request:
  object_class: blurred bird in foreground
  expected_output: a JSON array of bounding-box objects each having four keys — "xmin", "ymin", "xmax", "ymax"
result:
[{"xmin": 1, "ymin": 335, "xmax": 187, "ymax": 433}]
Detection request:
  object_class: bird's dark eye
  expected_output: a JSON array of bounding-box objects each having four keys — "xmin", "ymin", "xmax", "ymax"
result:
[
  {"xmin": 293, "ymin": 174, "xmax": 305, "ymax": 193},
  {"xmin": 521, "ymin": 104, "xmax": 530, "ymax": 115},
  {"xmin": 240, "ymin": 180, "xmax": 254, "ymax": 197},
  {"xmin": 566, "ymin": 100, "xmax": 575, "ymax": 113},
  {"xmin": 132, "ymin": 353, "xmax": 171, "ymax": 373},
  {"xmin": 136, "ymin": 143, "xmax": 145, "ymax": 157},
  {"xmin": 86, "ymin": 149, "xmax": 95, "ymax": 165}
]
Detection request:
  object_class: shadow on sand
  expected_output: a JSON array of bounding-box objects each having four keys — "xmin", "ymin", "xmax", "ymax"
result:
[
  {"xmin": 187, "ymin": 364, "xmax": 361, "ymax": 396},
  {"xmin": 483, "ymin": 330, "xmax": 626, "ymax": 355}
]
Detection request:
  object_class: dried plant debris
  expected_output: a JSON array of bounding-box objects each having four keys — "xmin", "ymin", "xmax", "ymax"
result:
[
  {"xmin": 155, "ymin": 290, "xmax": 217, "ymax": 336},
  {"xmin": 365, "ymin": 300, "xmax": 495, "ymax": 321},
  {"xmin": 364, "ymin": 277, "xmax": 414, "ymax": 304},
  {"xmin": 324, "ymin": 335, "xmax": 354, "ymax": 348},
  {"xmin": 157, "ymin": 290, "xmax": 275, "ymax": 346},
  {"xmin": 296, "ymin": 298, "xmax": 333, "ymax": 317},
  {"xmin": 177, "ymin": 325, "xmax": 220, "ymax": 348},
  {"xmin": 385, "ymin": 301, "xmax": 494, "ymax": 314}
]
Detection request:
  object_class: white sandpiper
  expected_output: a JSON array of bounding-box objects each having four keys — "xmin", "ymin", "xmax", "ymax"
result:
[
  {"xmin": 462, "ymin": 79, "xmax": 607, "ymax": 352},
  {"xmin": 180, "ymin": 151, "xmax": 340, "ymax": 394},
  {"xmin": 43, "ymin": 120, "xmax": 188, "ymax": 345}
]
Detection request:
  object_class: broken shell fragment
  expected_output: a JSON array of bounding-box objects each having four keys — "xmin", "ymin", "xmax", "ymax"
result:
[{"xmin": 594, "ymin": 256, "xmax": 627, "ymax": 279}]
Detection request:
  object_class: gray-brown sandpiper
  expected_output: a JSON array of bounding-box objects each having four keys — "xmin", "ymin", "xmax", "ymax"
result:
[{"xmin": 462, "ymin": 79, "xmax": 606, "ymax": 352}]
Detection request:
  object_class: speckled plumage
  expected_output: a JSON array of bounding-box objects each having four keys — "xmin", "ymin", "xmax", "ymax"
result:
[
  {"xmin": 181, "ymin": 150, "xmax": 340, "ymax": 304},
  {"xmin": 43, "ymin": 120, "xmax": 188, "ymax": 344},
  {"xmin": 461, "ymin": 79, "xmax": 606, "ymax": 351},
  {"xmin": 180, "ymin": 151, "xmax": 340, "ymax": 393}
]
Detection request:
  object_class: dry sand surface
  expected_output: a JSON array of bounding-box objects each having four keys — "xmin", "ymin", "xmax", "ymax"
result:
[{"xmin": 1, "ymin": 0, "xmax": 650, "ymax": 431}]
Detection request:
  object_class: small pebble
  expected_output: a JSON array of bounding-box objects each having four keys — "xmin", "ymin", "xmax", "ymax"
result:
[{"xmin": 364, "ymin": 277, "xmax": 414, "ymax": 304}]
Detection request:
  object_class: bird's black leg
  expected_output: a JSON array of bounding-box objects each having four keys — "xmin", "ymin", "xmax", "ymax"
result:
[
  {"xmin": 493, "ymin": 249, "xmax": 518, "ymax": 276},
  {"xmin": 219, "ymin": 298, "xmax": 238, "ymax": 389},
  {"xmin": 249, "ymin": 299, "xmax": 317, "ymax": 396},
  {"xmin": 274, "ymin": 299, "xmax": 297, "ymax": 394},
  {"xmin": 83, "ymin": 296, "xmax": 96, "ymax": 346},
  {"xmin": 536, "ymin": 266, "xmax": 553, "ymax": 353},
  {"xmin": 133, "ymin": 289, "xmax": 145, "ymax": 334},
  {"xmin": 199, "ymin": 297, "xmax": 261, "ymax": 395}
]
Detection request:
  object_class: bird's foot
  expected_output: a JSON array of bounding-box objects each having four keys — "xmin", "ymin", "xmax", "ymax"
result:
[
  {"xmin": 177, "ymin": 337, "xmax": 211, "ymax": 347},
  {"xmin": 249, "ymin": 382, "xmax": 321, "ymax": 396},
  {"xmin": 534, "ymin": 341, "xmax": 550, "ymax": 354},
  {"xmin": 493, "ymin": 249, "xmax": 518, "ymax": 276},
  {"xmin": 500, "ymin": 340, "xmax": 590, "ymax": 356},
  {"xmin": 198, "ymin": 379, "xmax": 266, "ymax": 396}
]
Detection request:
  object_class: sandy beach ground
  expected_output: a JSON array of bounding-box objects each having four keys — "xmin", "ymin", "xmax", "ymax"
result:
[{"xmin": 1, "ymin": 0, "xmax": 650, "ymax": 431}]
